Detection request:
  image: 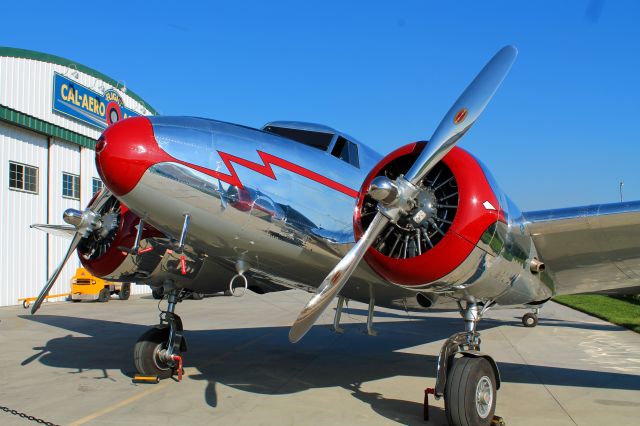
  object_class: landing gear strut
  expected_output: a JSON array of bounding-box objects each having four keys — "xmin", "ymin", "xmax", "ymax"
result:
[
  {"xmin": 429, "ymin": 302, "xmax": 501, "ymax": 426},
  {"xmin": 134, "ymin": 286, "xmax": 188, "ymax": 380}
]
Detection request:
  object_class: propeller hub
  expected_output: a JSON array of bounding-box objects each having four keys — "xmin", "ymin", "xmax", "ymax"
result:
[
  {"xmin": 368, "ymin": 176, "xmax": 398, "ymax": 204},
  {"xmin": 375, "ymin": 176, "xmax": 421, "ymax": 223},
  {"xmin": 63, "ymin": 208, "xmax": 102, "ymax": 238},
  {"xmin": 99, "ymin": 212, "xmax": 119, "ymax": 238},
  {"xmin": 410, "ymin": 189, "xmax": 438, "ymax": 226},
  {"xmin": 63, "ymin": 209, "xmax": 83, "ymax": 227}
]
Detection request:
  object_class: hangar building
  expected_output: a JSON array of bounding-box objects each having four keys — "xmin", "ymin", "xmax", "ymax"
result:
[{"xmin": 0, "ymin": 47, "xmax": 156, "ymax": 307}]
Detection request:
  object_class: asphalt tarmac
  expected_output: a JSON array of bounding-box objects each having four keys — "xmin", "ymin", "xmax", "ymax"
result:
[{"xmin": 0, "ymin": 289, "xmax": 639, "ymax": 425}]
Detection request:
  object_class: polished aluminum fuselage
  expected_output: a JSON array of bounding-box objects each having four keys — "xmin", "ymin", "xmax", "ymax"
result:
[
  {"xmin": 117, "ymin": 117, "xmax": 427, "ymax": 308},
  {"xmin": 104, "ymin": 116, "xmax": 615, "ymax": 311}
]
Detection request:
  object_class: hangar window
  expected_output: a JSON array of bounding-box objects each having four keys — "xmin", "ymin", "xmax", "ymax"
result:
[
  {"xmin": 330, "ymin": 136, "xmax": 360, "ymax": 168},
  {"xmin": 9, "ymin": 161, "xmax": 38, "ymax": 194},
  {"xmin": 92, "ymin": 178, "xmax": 103, "ymax": 196},
  {"xmin": 263, "ymin": 126, "xmax": 334, "ymax": 151},
  {"xmin": 62, "ymin": 172, "xmax": 80, "ymax": 200}
]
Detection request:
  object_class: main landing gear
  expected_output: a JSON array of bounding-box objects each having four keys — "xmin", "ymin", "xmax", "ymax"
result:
[
  {"xmin": 134, "ymin": 286, "xmax": 188, "ymax": 380},
  {"xmin": 427, "ymin": 302, "xmax": 501, "ymax": 426},
  {"xmin": 522, "ymin": 307, "xmax": 540, "ymax": 328}
]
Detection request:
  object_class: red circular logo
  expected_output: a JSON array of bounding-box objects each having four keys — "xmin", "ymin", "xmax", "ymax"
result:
[
  {"xmin": 106, "ymin": 101, "xmax": 122, "ymax": 126},
  {"xmin": 453, "ymin": 107, "xmax": 468, "ymax": 125}
]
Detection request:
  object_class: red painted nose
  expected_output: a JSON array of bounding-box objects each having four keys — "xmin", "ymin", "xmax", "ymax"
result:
[{"xmin": 96, "ymin": 117, "xmax": 167, "ymax": 196}]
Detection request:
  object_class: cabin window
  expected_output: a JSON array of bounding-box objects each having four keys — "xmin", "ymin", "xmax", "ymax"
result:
[
  {"xmin": 330, "ymin": 136, "xmax": 360, "ymax": 168},
  {"xmin": 263, "ymin": 126, "xmax": 333, "ymax": 151}
]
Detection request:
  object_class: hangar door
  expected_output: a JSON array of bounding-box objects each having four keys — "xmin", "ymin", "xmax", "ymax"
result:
[{"xmin": 0, "ymin": 123, "xmax": 48, "ymax": 307}]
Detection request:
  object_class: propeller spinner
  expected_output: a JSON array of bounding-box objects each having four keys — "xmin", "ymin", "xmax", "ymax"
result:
[{"xmin": 289, "ymin": 45, "xmax": 518, "ymax": 343}]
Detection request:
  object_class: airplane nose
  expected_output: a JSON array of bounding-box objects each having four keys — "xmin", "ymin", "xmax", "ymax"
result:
[{"xmin": 96, "ymin": 116, "xmax": 168, "ymax": 196}]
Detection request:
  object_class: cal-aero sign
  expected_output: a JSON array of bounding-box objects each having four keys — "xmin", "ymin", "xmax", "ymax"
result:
[{"xmin": 52, "ymin": 72, "xmax": 140, "ymax": 129}]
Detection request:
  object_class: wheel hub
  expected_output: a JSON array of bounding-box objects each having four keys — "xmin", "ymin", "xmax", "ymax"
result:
[
  {"xmin": 475, "ymin": 375, "xmax": 493, "ymax": 418},
  {"xmin": 153, "ymin": 344, "xmax": 172, "ymax": 371}
]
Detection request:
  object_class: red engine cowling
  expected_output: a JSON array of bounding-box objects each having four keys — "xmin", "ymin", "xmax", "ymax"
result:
[
  {"xmin": 354, "ymin": 142, "xmax": 505, "ymax": 286},
  {"xmin": 77, "ymin": 196, "xmax": 162, "ymax": 278}
]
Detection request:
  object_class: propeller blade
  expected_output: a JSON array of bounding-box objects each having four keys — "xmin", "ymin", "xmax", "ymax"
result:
[
  {"xmin": 288, "ymin": 46, "xmax": 518, "ymax": 342},
  {"xmin": 30, "ymin": 188, "xmax": 114, "ymax": 314},
  {"xmin": 30, "ymin": 224, "xmax": 78, "ymax": 239},
  {"xmin": 289, "ymin": 212, "xmax": 389, "ymax": 343},
  {"xmin": 91, "ymin": 188, "xmax": 113, "ymax": 212},
  {"xmin": 405, "ymin": 45, "xmax": 517, "ymax": 185},
  {"xmin": 30, "ymin": 232, "xmax": 83, "ymax": 314}
]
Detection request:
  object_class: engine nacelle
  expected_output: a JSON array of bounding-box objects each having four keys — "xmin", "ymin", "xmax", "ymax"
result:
[
  {"xmin": 78, "ymin": 197, "xmax": 164, "ymax": 281},
  {"xmin": 76, "ymin": 196, "xmax": 242, "ymax": 295},
  {"xmin": 354, "ymin": 142, "xmax": 505, "ymax": 286}
]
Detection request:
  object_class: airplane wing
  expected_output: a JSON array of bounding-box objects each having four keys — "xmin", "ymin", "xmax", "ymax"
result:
[{"xmin": 523, "ymin": 201, "xmax": 640, "ymax": 296}]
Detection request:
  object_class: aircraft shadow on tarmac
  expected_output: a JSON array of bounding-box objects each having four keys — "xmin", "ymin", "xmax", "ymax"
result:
[{"xmin": 20, "ymin": 314, "xmax": 640, "ymax": 425}]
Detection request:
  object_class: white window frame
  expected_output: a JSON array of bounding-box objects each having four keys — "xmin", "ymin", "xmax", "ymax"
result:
[
  {"xmin": 8, "ymin": 161, "xmax": 39, "ymax": 194},
  {"xmin": 62, "ymin": 172, "xmax": 81, "ymax": 200},
  {"xmin": 92, "ymin": 177, "xmax": 104, "ymax": 196}
]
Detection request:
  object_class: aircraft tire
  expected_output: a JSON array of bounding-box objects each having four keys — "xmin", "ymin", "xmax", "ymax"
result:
[
  {"xmin": 98, "ymin": 288, "xmax": 110, "ymax": 303},
  {"xmin": 522, "ymin": 313, "xmax": 538, "ymax": 328},
  {"xmin": 151, "ymin": 287, "xmax": 164, "ymax": 300},
  {"xmin": 191, "ymin": 292, "xmax": 203, "ymax": 300},
  {"xmin": 445, "ymin": 356, "xmax": 496, "ymax": 426},
  {"xmin": 119, "ymin": 283, "xmax": 131, "ymax": 300},
  {"xmin": 134, "ymin": 327, "xmax": 174, "ymax": 380}
]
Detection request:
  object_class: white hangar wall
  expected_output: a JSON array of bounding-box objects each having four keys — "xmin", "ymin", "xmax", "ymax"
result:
[
  {"xmin": 0, "ymin": 47, "xmax": 157, "ymax": 307},
  {"xmin": 47, "ymin": 139, "xmax": 82, "ymax": 301}
]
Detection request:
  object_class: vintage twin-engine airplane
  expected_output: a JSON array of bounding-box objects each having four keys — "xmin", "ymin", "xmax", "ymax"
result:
[{"xmin": 30, "ymin": 46, "xmax": 640, "ymax": 426}]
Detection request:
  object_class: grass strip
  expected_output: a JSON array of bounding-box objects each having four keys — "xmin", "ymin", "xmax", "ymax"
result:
[{"xmin": 554, "ymin": 294, "xmax": 640, "ymax": 333}]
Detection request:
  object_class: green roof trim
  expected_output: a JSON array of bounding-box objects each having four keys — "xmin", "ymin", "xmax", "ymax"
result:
[
  {"xmin": 0, "ymin": 46, "xmax": 157, "ymax": 115},
  {"xmin": 0, "ymin": 104, "xmax": 97, "ymax": 149}
]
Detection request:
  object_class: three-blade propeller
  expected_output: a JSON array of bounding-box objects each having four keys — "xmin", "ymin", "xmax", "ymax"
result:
[
  {"xmin": 289, "ymin": 45, "xmax": 517, "ymax": 343},
  {"xmin": 30, "ymin": 188, "xmax": 114, "ymax": 314}
]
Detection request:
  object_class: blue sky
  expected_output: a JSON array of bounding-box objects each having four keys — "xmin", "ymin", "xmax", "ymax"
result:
[{"xmin": 2, "ymin": 1, "xmax": 639, "ymax": 210}]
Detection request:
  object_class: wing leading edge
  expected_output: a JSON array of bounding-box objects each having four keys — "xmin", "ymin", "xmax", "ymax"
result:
[{"xmin": 524, "ymin": 201, "xmax": 640, "ymax": 296}]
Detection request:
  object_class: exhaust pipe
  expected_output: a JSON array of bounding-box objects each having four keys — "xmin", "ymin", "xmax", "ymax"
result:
[{"xmin": 530, "ymin": 257, "xmax": 545, "ymax": 273}]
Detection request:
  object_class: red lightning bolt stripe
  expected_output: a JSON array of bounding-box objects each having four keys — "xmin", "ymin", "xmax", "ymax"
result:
[
  {"xmin": 178, "ymin": 150, "xmax": 359, "ymax": 199},
  {"xmin": 98, "ymin": 118, "xmax": 358, "ymax": 199}
]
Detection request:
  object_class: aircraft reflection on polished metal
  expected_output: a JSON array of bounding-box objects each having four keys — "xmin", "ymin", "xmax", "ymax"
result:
[{"xmin": 30, "ymin": 46, "xmax": 640, "ymax": 426}]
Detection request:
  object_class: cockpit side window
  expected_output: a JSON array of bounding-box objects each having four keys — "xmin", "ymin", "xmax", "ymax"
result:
[
  {"xmin": 331, "ymin": 136, "xmax": 360, "ymax": 168},
  {"xmin": 263, "ymin": 126, "xmax": 334, "ymax": 151},
  {"xmin": 348, "ymin": 139, "xmax": 360, "ymax": 168}
]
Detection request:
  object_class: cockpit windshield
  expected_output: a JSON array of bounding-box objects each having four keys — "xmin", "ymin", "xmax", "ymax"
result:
[
  {"xmin": 263, "ymin": 122, "xmax": 361, "ymax": 168},
  {"xmin": 263, "ymin": 125, "xmax": 334, "ymax": 151}
]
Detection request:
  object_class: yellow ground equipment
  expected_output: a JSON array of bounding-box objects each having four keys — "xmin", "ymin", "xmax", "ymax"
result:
[
  {"xmin": 70, "ymin": 268, "xmax": 131, "ymax": 302},
  {"xmin": 19, "ymin": 293, "xmax": 70, "ymax": 309}
]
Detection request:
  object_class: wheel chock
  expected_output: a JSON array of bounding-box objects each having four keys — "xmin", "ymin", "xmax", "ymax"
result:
[
  {"xmin": 132, "ymin": 375, "xmax": 159, "ymax": 384},
  {"xmin": 170, "ymin": 354, "xmax": 184, "ymax": 381},
  {"xmin": 423, "ymin": 387, "xmax": 435, "ymax": 421},
  {"xmin": 491, "ymin": 415, "xmax": 506, "ymax": 425}
]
